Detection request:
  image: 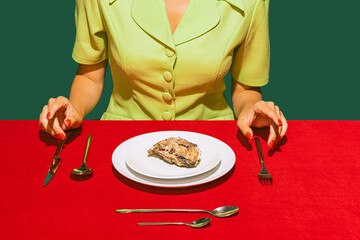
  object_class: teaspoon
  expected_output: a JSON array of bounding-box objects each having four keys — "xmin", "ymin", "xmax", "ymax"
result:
[
  {"xmin": 116, "ymin": 206, "xmax": 239, "ymax": 218},
  {"xmin": 71, "ymin": 135, "xmax": 93, "ymax": 175},
  {"xmin": 137, "ymin": 217, "xmax": 211, "ymax": 228}
]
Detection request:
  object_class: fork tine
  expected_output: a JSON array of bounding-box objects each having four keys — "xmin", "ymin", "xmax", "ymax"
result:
[
  {"xmin": 266, "ymin": 177, "xmax": 272, "ymax": 186},
  {"xmin": 258, "ymin": 178, "xmax": 264, "ymax": 186},
  {"xmin": 258, "ymin": 174, "xmax": 273, "ymax": 186},
  {"xmin": 255, "ymin": 138, "xmax": 273, "ymax": 186}
]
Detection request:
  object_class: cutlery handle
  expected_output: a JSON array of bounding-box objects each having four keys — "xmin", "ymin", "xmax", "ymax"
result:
[
  {"xmin": 116, "ymin": 209, "xmax": 205, "ymax": 213},
  {"xmin": 137, "ymin": 222, "xmax": 186, "ymax": 226},
  {"xmin": 54, "ymin": 131, "xmax": 73, "ymax": 157},
  {"xmin": 255, "ymin": 138, "xmax": 264, "ymax": 165},
  {"xmin": 82, "ymin": 135, "xmax": 92, "ymax": 165}
]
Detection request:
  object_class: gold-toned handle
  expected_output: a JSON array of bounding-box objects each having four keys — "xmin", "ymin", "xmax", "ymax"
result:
[
  {"xmin": 82, "ymin": 135, "xmax": 92, "ymax": 166},
  {"xmin": 54, "ymin": 131, "xmax": 73, "ymax": 156},
  {"xmin": 137, "ymin": 222, "xmax": 186, "ymax": 226},
  {"xmin": 255, "ymin": 138, "xmax": 264, "ymax": 163},
  {"xmin": 115, "ymin": 209, "xmax": 205, "ymax": 213}
]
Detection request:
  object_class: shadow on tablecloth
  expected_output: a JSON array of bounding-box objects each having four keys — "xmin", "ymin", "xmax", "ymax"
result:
[
  {"xmin": 111, "ymin": 164, "xmax": 235, "ymax": 195},
  {"xmin": 236, "ymin": 127, "xmax": 288, "ymax": 157},
  {"xmin": 38, "ymin": 127, "xmax": 83, "ymax": 147}
]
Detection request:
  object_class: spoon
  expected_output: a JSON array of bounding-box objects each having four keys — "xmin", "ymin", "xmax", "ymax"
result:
[
  {"xmin": 137, "ymin": 217, "xmax": 211, "ymax": 228},
  {"xmin": 116, "ymin": 206, "xmax": 239, "ymax": 218},
  {"xmin": 71, "ymin": 135, "xmax": 93, "ymax": 175}
]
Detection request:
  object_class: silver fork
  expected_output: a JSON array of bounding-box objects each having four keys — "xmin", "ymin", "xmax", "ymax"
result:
[{"xmin": 255, "ymin": 137, "xmax": 272, "ymax": 186}]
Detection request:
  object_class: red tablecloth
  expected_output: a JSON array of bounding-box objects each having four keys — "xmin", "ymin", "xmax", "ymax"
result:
[{"xmin": 0, "ymin": 120, "xmax": 359, "ymax": 239}]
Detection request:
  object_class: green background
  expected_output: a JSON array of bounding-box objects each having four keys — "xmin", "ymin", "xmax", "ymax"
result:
[{"xmin": 1, "ymin": 1, "xmax": 359, "ymax": 120}]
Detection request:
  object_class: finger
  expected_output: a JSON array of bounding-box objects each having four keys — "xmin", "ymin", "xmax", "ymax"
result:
[
  {"xmin": 279, "ymin": 111, "xmax": 288, "ymax": 139},
  {"xmin": 47, "ymin": 97, "xmax": 56, "ymax": 106},
  {"xmin": 274, "ymin": 105, "xmax": 283, "ymax": 138},
  {"xmin": 64, "ymin": 104, "xmax": 82, "ymax": 129},
  {"xmin": 40, "ymin": 106, "xmax": 63, "ymax": 139},
  {"xmin": 47, "ymin": 97, "xmax": 69, "ymax": 120},
  {"xmin": 268, "ymin": 122, "xmax": 278, "ymax": 150},
  {"xmin": 46, "ymin": 98, "xmax": 55, "ymax": 119},
  {"xmin": 42, "ymin": 104, "xmax": 67, "ymax": 139},
  {"xmin": 64, "ymin": 118, "xmax": 73, "ymax": 128},
  {"xmin": 49, "ymin": 114, "xmax": 66, "ymax": 140},
  {"xmin": 237, "ymin": 111, "xmax": 256, "ymax": 141},
  {"xmin": 237, "ymin": 120, "xmax": 253, "ymax": 140},
  {"xmin": 39, "ymin": 105, "xmax": 51, "ymax": 132},
  {"xmin": 64, "ymin": 104, "xmax": 73, "ymax": 128},
  {"xmin": 256, "ymin": 101, "xmax": 282, "ymax": 127}
]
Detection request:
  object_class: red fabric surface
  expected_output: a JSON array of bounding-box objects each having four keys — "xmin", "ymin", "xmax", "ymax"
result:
[{"xmin": 0, "ymin": 120, "xmax": 359, "ymax": 239}]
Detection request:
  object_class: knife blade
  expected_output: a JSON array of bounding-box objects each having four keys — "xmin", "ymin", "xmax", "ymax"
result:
[{"xmin": 43, "ymin": 131, "xmax": 73, "ymax": 186}]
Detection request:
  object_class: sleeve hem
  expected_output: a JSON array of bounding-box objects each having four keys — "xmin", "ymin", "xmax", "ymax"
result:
[
  {"xmin": 72, "ymin": 52, "xmax": 108, "ymax": 65},
  {"xmin": 235, "ymin": 76, "xmax": 269, "ymax": 87}
]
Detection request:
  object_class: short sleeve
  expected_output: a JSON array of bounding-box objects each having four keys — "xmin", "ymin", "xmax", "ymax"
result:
[
  {"xmin": 230, "ymin": 0, "xmax": 270, "ymax": 87},
  {"xmin": 72, "ymin": 0, "xmax": 108, "ymax": 64}
]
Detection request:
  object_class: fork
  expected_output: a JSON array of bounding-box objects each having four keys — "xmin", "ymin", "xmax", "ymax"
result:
[{"xmin": 255, "ymin": 137, "xmax": 272, "ymax": 186}]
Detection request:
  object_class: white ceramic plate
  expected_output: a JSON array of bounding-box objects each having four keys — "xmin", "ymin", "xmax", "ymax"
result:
[
  {"xmin": 125, "ymin": 133, "xmax": 221, "ymax": 179},
  {"xmin": 112, "ymin": 131, "xmax": 236, "ymax": 188}
]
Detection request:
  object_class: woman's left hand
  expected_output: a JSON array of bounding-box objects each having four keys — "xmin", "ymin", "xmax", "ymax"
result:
[{"xmin": 236, "ymin": 100, "xmax": 288, "ymax": 150}]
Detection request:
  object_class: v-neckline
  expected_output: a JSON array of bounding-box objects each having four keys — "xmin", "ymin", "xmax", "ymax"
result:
[
  {"xmin": 163, "ymin": 0, "xmax": 193, "ymax": 37},
  {"xmin": 130, "ymin": 0, "xmax": 220, "ymax": 48}
]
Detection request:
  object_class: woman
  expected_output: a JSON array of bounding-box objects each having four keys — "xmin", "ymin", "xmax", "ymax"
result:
[{"xmin": 39, "ymin": 0, "xmax": 287, "ymax": 150}]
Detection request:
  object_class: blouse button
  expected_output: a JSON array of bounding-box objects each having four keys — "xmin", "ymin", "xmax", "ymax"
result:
[
  {"xmin": 162, "ymin": 92, "xmax": 173, "ymax": 102},
  {"xmin": 165, "ymin": 48, "xmax": 175, "ymax": 57},
  {"xmin": 162, "ymin": 111, "xmax": 172, "ymax": 120},
  {"xmin": 163, "ymin": 71, "xmax": 173, "ymax": 82}
]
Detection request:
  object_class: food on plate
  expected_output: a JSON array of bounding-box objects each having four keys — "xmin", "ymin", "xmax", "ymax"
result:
[{"xmin": 148, "ymin": 137, "xmax": 201, "ymax": 168}]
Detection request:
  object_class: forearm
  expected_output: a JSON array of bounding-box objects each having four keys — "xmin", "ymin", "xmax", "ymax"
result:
[
  {"xmin": 69, "ymin": 75, "xmax": 103, "ymax": 118},
  {"xmin": 232, "ymin": 81, "xmax": 262, "ymax": 117},
  {"xmin": 68, "ymin": 61, "xmax": 107, "ymax": 118}
]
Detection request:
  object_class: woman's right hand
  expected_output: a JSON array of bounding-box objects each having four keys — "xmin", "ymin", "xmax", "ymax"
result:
[{"xmin": 39, "ymin": 96, "xmax": 83, "ymax": 139}]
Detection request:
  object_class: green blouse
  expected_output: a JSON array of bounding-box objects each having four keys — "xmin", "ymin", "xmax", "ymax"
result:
[{"xmin": 72, "ymin": 0, "xmax": 270, "ymax": 120}]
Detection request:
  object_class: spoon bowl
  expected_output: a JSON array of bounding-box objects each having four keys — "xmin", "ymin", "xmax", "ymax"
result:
[
  {"xmin": 71, "ymin": 135, "xmax": 93, "ymax": 176},
  {"xmin": 71, "ymin": 166, "xmax": 93, "ymax": 175},
  {"xmin": 187, "ymin": 218, "xmax": 212, "ymax": 228},
  {"xmin": 208, "ymin": 206, "xmax": 239, "ymax": 217}
]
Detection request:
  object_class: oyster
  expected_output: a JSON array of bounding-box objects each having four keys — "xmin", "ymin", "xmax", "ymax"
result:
[{"xmin": 148, "ymin": 137, "xmax": 201, "ymax": 168}]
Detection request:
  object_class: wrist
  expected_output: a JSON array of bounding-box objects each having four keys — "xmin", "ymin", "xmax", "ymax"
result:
[{"xmin": 68, "ymin": 100, "xmax": 86, "ymax": 120}]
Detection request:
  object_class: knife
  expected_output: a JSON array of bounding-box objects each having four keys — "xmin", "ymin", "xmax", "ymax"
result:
[{"xmin": 43, "ymin": 131, "xmax": 73, "ymax": 186}]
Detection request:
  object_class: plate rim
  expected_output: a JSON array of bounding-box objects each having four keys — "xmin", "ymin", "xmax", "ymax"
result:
[{"xmin": 112, "ymin": 131, "xmax": 236, "ymax": 188}]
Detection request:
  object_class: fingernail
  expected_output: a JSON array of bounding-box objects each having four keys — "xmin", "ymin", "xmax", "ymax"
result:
[
  {"xmin": 65, "ymin": 119, "xmax": 71, "ymax": 127},
  {"xmin": 46, "ymin": 112, "xmax": 51, "ymax": 119},
  {"xmin": 246, "ymin": 132, "xmax": 252, "ymax": 140},
  {"xmin": 54, "ymin": 134, "xmax": 61, "ymax": 140},
  {"xmin": 269, "ymin": 140, "xmax": 275, "ymax": 150},
  {"xmin": 278, "ymin": 120, "xmax": 283, "ymax": 126},
  {"xmin": 58, "ymin": 133, "xmax": 66, "ymax": 140}
]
